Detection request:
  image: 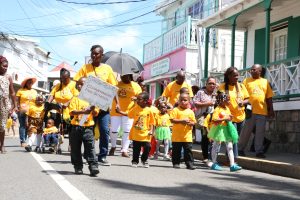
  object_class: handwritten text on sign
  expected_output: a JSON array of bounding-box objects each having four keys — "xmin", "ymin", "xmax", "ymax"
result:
[{"xmin": 78, "ymin": 76, "xmax": 118, "ymax": 111}]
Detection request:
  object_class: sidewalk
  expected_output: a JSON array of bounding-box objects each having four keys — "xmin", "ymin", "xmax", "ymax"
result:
[{"xmin": 191, "ymin": 144, "xmax": 300, "ymax": 179}]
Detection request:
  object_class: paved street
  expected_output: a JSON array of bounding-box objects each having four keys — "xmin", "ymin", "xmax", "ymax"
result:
[{"xmin": 1, "ymin": 137, "xmax": 300, "ymax": 200}]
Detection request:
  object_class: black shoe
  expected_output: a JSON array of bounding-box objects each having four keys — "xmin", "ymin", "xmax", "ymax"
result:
[
  {"xmin": 186, "ymin": 165, "xmax": 196, "ymax": 170},
  {"xmin": 263, "ymin": 139, "xmax": 272, "ymax": 153},
  {"xmin": 25, "ymin": 145, "xmax": 32, "ymax": 152},
  {"xmin": 256, "ymin": 153, "xmax": 266, "ymax": 158},
  {"xmin": 238, "ymin": 150, "xmax": 246, "ymax": 157},
  {"xmin": 89, "ymin": 165, "xmax": 99, "ymax": 176},
  {"xmin": 74, "ymin": 168, "xmax": 83, "ymax": 175},
  {"xmin": 98, "ymin": 158, "xmax": 111, "ymax": 166},
  {"xmin": 173, "ymin": 164, "xmax": 180, "ymax": 169}
]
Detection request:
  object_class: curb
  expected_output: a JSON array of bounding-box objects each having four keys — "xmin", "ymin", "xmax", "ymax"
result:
[
  {"xmin": 117, "ymin": 139, "xmax": 300, "ymax": 179},
  {"xmin": 192, "ymin": 149, "xmax": 300, "ymax": 179}
]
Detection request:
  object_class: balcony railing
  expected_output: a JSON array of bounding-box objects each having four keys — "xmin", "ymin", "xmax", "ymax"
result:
[
  {"xmin": 143, "ymin": 16, "xmax": 198, "ymax": 64},
  {"xmin": 212, "ymin": 56, "xmax": 300, "ymax": 100}
]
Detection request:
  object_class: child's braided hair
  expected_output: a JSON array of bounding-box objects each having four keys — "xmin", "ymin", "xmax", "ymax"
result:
[{"xmin": 215, "ymin": 91, "xmax": 228, "ymax": 106}]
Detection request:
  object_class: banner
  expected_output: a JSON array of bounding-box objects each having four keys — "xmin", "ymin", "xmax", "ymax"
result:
[{"xmin": 78, "ymin": 76, "xmax": 118, "ymax": 111}]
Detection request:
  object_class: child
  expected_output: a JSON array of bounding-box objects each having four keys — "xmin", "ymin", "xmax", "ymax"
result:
[
  {"xmin": 43, "ymin": 118, "xmax": 59, "ymax": 149},
  {"xmin": 25, "ymin": 95, "xmax": 45, "ymax": 152},
  {"xmin": 154, "ymin": 101, "xmax": 171, "ymax": 160},
  {"xmin": 116, "ymin": 92, "xmax": 155, "ymax": 168},
  {"xmin": 170, "ymin": 93, "xmax": 196, "ymax": 170},
  {"xmin": 69, "ymin": 77, "xmax": 99, "ymax": 176},
  {"xmin": 207, "ymin": 92, "xmax": 241, "ymax": 172}
]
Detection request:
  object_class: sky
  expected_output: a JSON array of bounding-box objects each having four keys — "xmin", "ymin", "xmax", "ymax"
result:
[{"xmin": 0, "ymin": 0, "xmax": 163, "ymax": 71}]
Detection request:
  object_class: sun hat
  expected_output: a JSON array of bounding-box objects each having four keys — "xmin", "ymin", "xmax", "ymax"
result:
[{"xmin": 21, "ymin": 77, "xmax": 37, "ymax": 88}]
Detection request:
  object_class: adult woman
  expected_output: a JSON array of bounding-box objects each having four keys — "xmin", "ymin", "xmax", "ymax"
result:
[
  {"xmin": 74, "ymin": 44, "xmax": 118, "ymax": 166},
  {"xmin": 193, "ymin": 77, "xmax": 217, "ymax": 162},
  {"xmin": 109, "ymin": 74, "xmax": 142, "ymax": 157},
  {"xmin": 219, "ymin": 66, "xmax": 249, "ymax": 159},
  {"xmin": 16, "ymin": 77, "xmax": 37, "ymax": 146},
  {"xmin": 0, "ymin": 56, "xmax": 17, "ymax": 153},
  {"xmin": 47, "ymin": 68, "xmax": 77, "ymax": 135}
]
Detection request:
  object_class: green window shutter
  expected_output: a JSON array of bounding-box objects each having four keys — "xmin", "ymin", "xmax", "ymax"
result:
[
  {"xmin": 287, "ymin": 16, "xmax": 300, "ymax": 58},
  {"xmin": 155, "ymin": 82, "xmax": 161, "ymax": 99},
  {"xmin": 254, "ymin": 28, "xmax": 266, "ymax": 64}
]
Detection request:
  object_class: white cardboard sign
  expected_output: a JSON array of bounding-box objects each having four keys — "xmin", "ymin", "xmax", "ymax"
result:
[{"xmin": 78, "ymin": 75, "xmax": 118, "ymax": 111}]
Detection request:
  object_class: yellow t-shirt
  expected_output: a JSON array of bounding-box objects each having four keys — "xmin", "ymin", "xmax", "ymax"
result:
[
  {"xmin": 211, "ymin": 106, "xmax": 231, "ymax": 126},
  {"xmin": 110, "ymin": 81, "xmax": 142, "ymax": 116},
  {"xmin": 156, "ymin": 113, "xmax": 171, "ymax": 127},
  {"xmin": 128, "ymin": 106, "xmax": 155, "ymax": 142},
  {"xmin": 170, "ymin": 107, "xmax": 196, "ymax": 142},
  {"xmin": 69, "ymin": 96, "xmax": 99, "ymax": 127},
  {"xmin": 243, "ymin": 77, "xmax": 274, "ymax": 116},
  {"xmin": 16, "ymin": 88, "xmax": 37, "ymax": 111},
  {"xmin": 73, "ymin": 63, "xmax": 117, "ymax": 86},
  {"xmin": 203, "ymin": 113, "xmax": 213, "ymax": 129},
  {"xmin": 44, "ymin": 126, "xmax": 58, "ymax": 135},
  {"xmin": 50, "ymin": 81, "xmax": 78, "ymax": 104},
  {"xmin": 26, "ymin": 104, "xmax": 44, "ymax": 119},
  {"xmin": 162, "ymin": 81, "xmax": 194, "ymax": 106},
  {"xmin": 219, "ymin": 83, "xmax": 249, "ymax": 123}
]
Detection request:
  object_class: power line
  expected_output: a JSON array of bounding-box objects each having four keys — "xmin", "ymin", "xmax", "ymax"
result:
[
  {"xmin": 8, "ymin": 0, "xmax": 179, "ymax": 38},
  {"xmin": 56, "ymin": 0, "xmax": 149, "ymax": 5}
]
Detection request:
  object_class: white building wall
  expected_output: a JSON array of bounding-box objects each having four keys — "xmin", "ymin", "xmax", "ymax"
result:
[
  {"xmin": 246, "ymin": 1, "xmax": 300, "ymax": 67},
  {"xmin": 0, "ymin": 36, "xmax": 50, "ymax": 91}
]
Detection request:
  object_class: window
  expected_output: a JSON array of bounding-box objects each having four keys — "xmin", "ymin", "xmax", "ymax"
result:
[
  {"xmin": 38, "ymin": 60, "xmax": 43, "ymax": 68},
  {"xmin": 187, "ymin": 0, "xmax": 204, "ymax": 19},
  {"xmin": 271, "ymin": 27, "xmax": 288, "ymax": 62}
]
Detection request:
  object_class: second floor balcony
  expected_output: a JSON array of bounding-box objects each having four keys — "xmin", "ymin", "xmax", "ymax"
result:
[{"xmin": 143, "ymin": 16, "xmax": 198, "ymax": 64}]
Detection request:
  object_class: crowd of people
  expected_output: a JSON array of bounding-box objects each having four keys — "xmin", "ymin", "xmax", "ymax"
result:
[{"xmin": 0, "ymin": 44, "xmax": 274, "ymax": 176}]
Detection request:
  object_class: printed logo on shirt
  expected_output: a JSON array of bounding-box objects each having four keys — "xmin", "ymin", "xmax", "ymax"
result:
[
  {"xmin": 134, "ymin": 115, "xmax": 145, "ymax": 130},
  {"xmin": 118, "ymin": 88, "xmax": 127, "ymax": 98}
]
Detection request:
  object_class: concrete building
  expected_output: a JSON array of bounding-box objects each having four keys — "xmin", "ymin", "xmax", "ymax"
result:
[
  {"xmin": 142, "ymin": 0, "xmax": 242, "ymax": 100},
  {"xmin": 0, "ymin": 33, "xmax": 50, "ymax": 93},
  {"xmin": 198, "ymin": 0, "xmax": 300, "ymax": 153}
]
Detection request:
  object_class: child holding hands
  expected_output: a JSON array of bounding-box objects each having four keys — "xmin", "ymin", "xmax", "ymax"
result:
[
  {"xmin": 69, "ymin": 77, "xmax": 99, "ymax": 176},
  {"xmin": 170, "ymin": 93, "xmax": 196, "ymax": 170},
  {"xmin": 116, "ymin": 92, "xmax": 155, "ymax": 168}
]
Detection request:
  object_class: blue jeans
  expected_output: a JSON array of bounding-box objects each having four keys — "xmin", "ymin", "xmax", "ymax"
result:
[
  {"xmin": 96, "ymin": 111, "xmax": 110, "ymax": 161},
  {"xmin": 232, "ymin": 120, "xmax": 245, "ymax": 159},
  {"xmin": 18, "ymin": 113, "xmax": 27, "ymax": 144}
]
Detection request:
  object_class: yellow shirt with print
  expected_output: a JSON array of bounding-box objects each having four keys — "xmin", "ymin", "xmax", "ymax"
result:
[
  {"xmin": 170, "ymin": 107, "xmax": 196, "ymax": 142},
  {"xmin": 219, "ymin": 83, "xmax": 249, "ymax": 123},
  {"xmin": 162, "ymin": 81, "xmax": 194, "ymax": 106},
  {"xmin": 44, "ymin": 126, "xmax": 58, "ymax": 135},
  {"xmin": 16, "ymin": 88, "xmax": 37, "ymax": 111},
  {"xmin": 26, "ymin": 104, "xmax": 44, "ymax": 119},
  {"xmin": 69, "ymin": 96, "xmax": 99, "ymax": 127},
  {"xmin": 156, "ymin": 113, "xmax": 171, "ymax": 127},
  {"xmin": 203, "ymin": 113, "xmax": 213, "ymax": 129},
  {"xmin": 110, "ymin": 81, "xmax": 142, "ymax": 116},
  {"xmin": 73, "ymin": 63, "xmax": 117, "ymax": 86},
  {"xmin": 211, "ymin": 106, "xmax": 231, "ymax": 126},
  {"xmin": 243, "ymin": 77, "xmax": 274, "ymax": 116},
  {"xmin": 128, "ymin": 105, "xmax": 155, "ymax": 142},
  {"xmin": 50, "ymin": 80, "xmax": 78, "ymax": 120}
]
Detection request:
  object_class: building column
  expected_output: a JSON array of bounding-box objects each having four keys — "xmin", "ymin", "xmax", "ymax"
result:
[
  {"xmin": 230, "ymin": 15, "xmax": 238, "ymax": 67},
  {"xmin": 204, "ymin": 28, "xmax": 210, "ymax": 78},
  {"xmin": 264, "ymin": 0, "xmax": 272, "ymax": 64},
  {"xmin": 243, "ymin": 31, "xmax": 248, "ymax": 69}
]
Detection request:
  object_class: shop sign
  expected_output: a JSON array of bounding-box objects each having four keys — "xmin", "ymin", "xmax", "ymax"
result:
[{"xmin": 151, "ymin": 58, "xmax": 170, "ymax": 77}]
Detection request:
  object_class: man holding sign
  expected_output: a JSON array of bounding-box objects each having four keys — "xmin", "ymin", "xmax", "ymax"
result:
[{"xmin": 74, "ymin": 45, "xmax": 118, "ymax": 166}]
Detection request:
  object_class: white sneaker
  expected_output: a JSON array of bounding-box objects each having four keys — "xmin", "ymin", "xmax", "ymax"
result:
[
  {"xmin": 142, "ymin": 161, "xmax": 149, "ymax": 168},
  {"xmin": 206, "ymin": 160, "xmax": 213, "ymax": 167},
  {"xmin": 163, "ymin": 155, "xmax": 171, "ymax": 161},
  {"xmin": 132, "ymin": 162, "xmax": 138, "ymax": 168}
]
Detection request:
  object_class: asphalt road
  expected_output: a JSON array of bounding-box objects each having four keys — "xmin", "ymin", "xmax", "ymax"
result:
[{"xmin": 1, "ymin": 137, "xmax": 300, "ymax": 200}]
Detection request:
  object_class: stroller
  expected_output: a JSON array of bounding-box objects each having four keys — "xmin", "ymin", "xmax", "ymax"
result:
[{"xmin": 36, "ymin": 102, "xmax": 64, "ymax": 154}]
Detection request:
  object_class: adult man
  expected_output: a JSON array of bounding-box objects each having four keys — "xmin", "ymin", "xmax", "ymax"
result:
[
  {"xmin": 162, "ymin": 70, "xmax": 193, "ymax": 106},
  {"xmin": 74, "ymin": 45, "xmax": 118, "ymax": 166},
  {"xmin": 238, "ymin": 64, "xmax": 274, "ymax": 158}
]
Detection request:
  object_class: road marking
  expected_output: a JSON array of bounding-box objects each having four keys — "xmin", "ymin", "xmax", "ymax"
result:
[{"xmin": 30, "ymin": 152, "xmax": 89, "ymax": 200}]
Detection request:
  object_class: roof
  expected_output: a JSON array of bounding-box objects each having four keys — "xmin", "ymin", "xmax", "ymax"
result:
[{"xmin": 50, "ymin": 62, "xmax": 76, "ymax": 72}]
